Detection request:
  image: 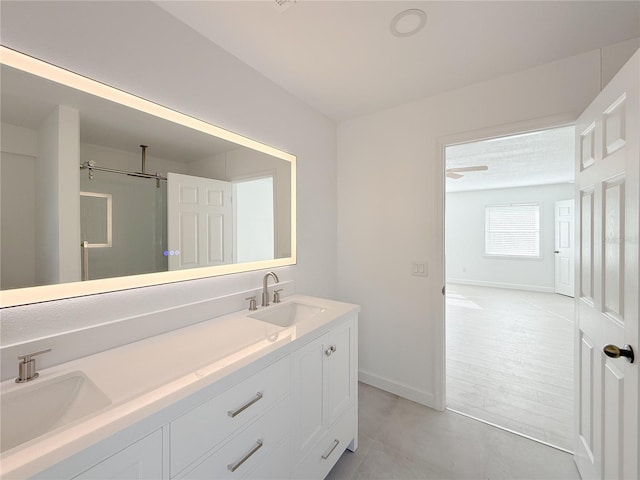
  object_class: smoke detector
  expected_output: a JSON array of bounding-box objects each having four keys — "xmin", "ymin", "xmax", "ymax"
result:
[{"xmin": 273, "ymin": 0, "xmax": 297, "ymax": 13}]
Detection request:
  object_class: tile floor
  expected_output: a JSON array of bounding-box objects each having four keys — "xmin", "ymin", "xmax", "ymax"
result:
[
  {"xmin": 326, "ymin": 383, "xmax": 581, "ymax": 480},
  {"xmin": 446, "ymin": 285, "xmax": 574, "ymax": 451}
]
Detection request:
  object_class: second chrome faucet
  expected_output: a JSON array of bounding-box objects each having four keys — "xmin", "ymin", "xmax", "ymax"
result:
[{"xmin": 261, "ymin": 271, "xmax": 279, "ymax": 307}]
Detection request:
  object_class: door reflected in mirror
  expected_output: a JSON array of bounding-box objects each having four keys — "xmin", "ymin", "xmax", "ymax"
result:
[{"xmin": 0, "ymin": 47, "xmax": 295, "ymax": 306}]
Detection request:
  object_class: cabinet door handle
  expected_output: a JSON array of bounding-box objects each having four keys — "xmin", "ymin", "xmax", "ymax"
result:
[
  {"xmin": 227, "ymin": 392, "xmax": 263, "ymax": 418},
  {"xmin": 321, "ymin": 439, "xmax": 340, "ymax": 460},
  {"xmin": 325, "ymin": 345, "xmax": 337, "ymax": 357},
  {"xmin": 227, "ymin": 439, "xmax": 263, "ymax": 472}
]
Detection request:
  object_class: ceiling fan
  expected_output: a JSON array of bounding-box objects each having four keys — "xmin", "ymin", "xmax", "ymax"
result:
[{"xmin": 445, "ymin": 165, "xmax": 488, "ymax": 179}]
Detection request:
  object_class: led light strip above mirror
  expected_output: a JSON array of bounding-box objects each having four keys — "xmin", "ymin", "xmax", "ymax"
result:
[
  {"xmin": 0, "ymin": 47, "xmax": 294, "ymax": 160},
  {"xmin": 0, "ymin": 46, "xmax": 296, "ymax": 308}
]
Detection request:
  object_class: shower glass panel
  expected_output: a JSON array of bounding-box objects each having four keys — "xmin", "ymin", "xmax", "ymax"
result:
[{"xmin": 80, "ymin": 172, "xmax": 167, "ymax": 281}]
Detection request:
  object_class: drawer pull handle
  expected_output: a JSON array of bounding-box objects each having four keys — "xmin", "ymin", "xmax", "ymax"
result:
[
  {"xmin": 227, "ymin": 439, "xmax": 263, "ymax": 472},
  {"xmin": 227, "ymin": 392, "xmax": 263, "ymax": 418},
  {"xmin": 321, "ymin": 439, "xmax": 340, "ymax": 460},
  {"xmin": 325, "ymin": 345, "xmax": 337, "ymax": 357}
]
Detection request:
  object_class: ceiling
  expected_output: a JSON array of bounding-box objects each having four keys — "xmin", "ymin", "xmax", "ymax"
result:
[
  {"xmin": 445, "ymin": 126, "xmax": 575, "ymax": 192},
  {"xmin": 156, "ymin": 1, "xmax": 640, "ymax": 121}
]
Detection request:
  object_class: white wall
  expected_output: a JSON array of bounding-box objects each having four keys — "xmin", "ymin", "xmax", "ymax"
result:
[
  {"xmin": 0, "ymin": 2, "xmax": 337, "ymax": 363},
  {"xmin": 1, "ymin": 124, "xmax": 37, "ymax": 289},
  {"xmin": 36, "ymin": 105, "xmax": 81, "ymax": 285},
  {"xmin": 446, "ymin": 183, "xmax": 575, "ymax": 292},
  {"xmin": 9, "ymin": 106, "xmax": 83, "ymax": 288},
  {"xmin": 602, "ymin": 38, "xmax": 640, "ymax": 86},
  {"xmin": 337, "ymin": 50, "xmax": 608, "ymax": 407}
]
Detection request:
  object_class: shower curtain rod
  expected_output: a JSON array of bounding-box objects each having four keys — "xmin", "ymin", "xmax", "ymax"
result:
[{"xmin": 80, "ymin": 161, "xmax": 167, "ymax": 182}]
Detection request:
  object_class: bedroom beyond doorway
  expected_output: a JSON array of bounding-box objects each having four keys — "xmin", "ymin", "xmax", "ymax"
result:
[
  {"xmin": 446, "ymin": 284, "xmax": 574, "ymax": 451},
  {"xmin": 444, "ymin": 125, "xmax": 576, "ymax": 452}
]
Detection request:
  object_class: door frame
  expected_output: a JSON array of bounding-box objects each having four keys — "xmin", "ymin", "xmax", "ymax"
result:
[{"xmin": 435, "ymin": 112, "xmax": 577, "ymax": 411}]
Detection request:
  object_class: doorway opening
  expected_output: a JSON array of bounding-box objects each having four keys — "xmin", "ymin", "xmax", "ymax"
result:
[
  {"xmin": 444, "ymin": 125, "xmax": 576, "ymax": 452},
  {"xmin": 232, "ymin": 175, "xmax": 275, "ymax": 263}
]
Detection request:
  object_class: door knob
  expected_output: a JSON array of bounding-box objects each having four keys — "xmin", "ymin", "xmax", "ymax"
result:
[
  {"xmin": 554, "ymin": 250, "xmax": 560, "ymax": 254},
  {"xmin": 603, "ymin": 344, "xmax": 635, "ymax": 363}
]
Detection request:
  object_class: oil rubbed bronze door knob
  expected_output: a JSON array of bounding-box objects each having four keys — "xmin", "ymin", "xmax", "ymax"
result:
[{"xmin": 603, "ymin": 344, "xmax": 635, "ymax": 363}]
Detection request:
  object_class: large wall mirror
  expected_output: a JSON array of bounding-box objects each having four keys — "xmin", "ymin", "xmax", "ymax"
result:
[{"xmin": 0, "ymin": 47, "xmax": 296, "ymax": 307}]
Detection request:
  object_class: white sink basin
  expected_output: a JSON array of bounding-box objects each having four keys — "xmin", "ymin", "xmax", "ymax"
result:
[
  {"xmin": 1, "ymin": 371, "xmax": 111, "ymax": 453},
  {"xmin": 248, "ymin": 301, "xmax": 328, "ymax": 327}
]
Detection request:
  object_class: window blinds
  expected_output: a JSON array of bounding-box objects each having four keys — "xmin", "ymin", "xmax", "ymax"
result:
[{"xmin": 485, "ymin": 204, "xmax": 540, "ymax": 257}]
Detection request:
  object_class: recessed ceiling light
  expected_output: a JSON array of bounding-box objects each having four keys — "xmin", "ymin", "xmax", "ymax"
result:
[
  {"xmin": 390, "ymin": 9, "xmax": 427, "ymax": 38},
  {"xmin": 273, "ymin": 0, "xmax": 296, "ymax": 13}
]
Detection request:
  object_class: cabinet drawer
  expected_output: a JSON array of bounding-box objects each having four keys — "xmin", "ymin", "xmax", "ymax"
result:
[
  {"xmin": 245, "ymin": 434, "xmax": 290, "ymax": 480},
  {"xmin": 179, "ymin": 398, "xmax": 290, "ymax": 480},
  {"xmin": 171, "ymin": 356, "xmax": 290, "ymax": 477},
  {"xmin": 293, "ymin": 406, "xmax": 356, "ymax": 480}
]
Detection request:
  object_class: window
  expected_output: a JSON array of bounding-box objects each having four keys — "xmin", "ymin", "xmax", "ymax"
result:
[{"xmin": 485, "ymin": 204, "xmax": 540, "ymax": 257}]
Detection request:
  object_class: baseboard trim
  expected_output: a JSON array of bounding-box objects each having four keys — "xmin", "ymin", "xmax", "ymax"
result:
[
  {"xmin": 447, "ymin": 279, "xmax": 555, "ymax": 294},
  {"xmin": 358, "ymin": 370, "xmax": 435, "ymax": 408}
]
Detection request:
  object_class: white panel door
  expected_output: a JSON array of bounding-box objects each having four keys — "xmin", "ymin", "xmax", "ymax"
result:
[
  {"xmin": 555, "ymin": 198, "xmax": 575, "ymax": 297},
  {"xmin": 167, "ymin": 173, "xmax": 232, "ymax": 270},
  {"xmin": 574, "ymin": 50, "xmax": 639, "ymax": 480}
]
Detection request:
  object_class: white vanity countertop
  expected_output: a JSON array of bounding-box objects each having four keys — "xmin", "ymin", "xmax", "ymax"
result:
[{"xmin": 0, "ymin": 294, "xmax": 360, "ymax": 479}]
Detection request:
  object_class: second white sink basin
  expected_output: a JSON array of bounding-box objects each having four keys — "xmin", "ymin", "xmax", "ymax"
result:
[
  {"xmin": 249, "ymin": 301, "xmax": 327, "ymax": 327},
  {"xmin": 1, "ymin": 371, "xmax": 112, "ymax": 453}
]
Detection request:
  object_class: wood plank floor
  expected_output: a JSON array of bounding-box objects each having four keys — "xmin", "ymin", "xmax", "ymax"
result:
[{"xmin": 445, "ymin": 284, "xmax": 574, "ymax": 451}]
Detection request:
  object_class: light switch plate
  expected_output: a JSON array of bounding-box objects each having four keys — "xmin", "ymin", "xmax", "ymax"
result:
[{"xmin": 412, "ymin": 261, "xmax": 428, "ymax": 277}]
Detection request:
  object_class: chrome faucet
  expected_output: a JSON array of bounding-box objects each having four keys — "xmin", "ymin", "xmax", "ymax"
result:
[
  {"xmin": 16, "ymin": 348, "xmax": 51, "ymax": 383},
  {"xmin": 262, "ymin": 271, "xmax": 280, "ymax": 307}
]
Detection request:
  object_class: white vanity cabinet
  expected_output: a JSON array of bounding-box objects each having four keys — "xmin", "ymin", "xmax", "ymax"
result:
[
  {"xmin": 71, "ymin": 430, "xmax": 163, "ymax": 480},
  {"xmin": 170, "ymin": 356, "xmax": 291, "ymax": 479},
  {"xmin": 176, "ymin": 400, "xmax": 290, "ymax": 480},
  {"xmin": 19, "ymin": 302, "xmax": 359, "ymax": 480},
  {"xmin": 292, "ymin": 315, "xmax": 358, "ymax": 479},
  {"xmin": 173, "ymin": 313, "xmax": 357, "ymax": 480}
]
